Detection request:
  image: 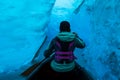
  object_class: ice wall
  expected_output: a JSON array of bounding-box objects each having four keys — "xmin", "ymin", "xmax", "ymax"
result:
[
  {"xmin": 88, "ymin": 0, "xmax": 120, "ymax": 79},
  {"xmin": 0, "ymin": 0, "xmax": 55, "ymax": 72},
  {"xmin": 47, "ymin": 0, "xmax": 85, "ymax": 39}
]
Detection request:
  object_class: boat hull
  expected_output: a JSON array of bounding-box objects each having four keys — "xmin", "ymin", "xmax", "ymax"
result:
[{"xmin": 27, "ymin": 58, "xmax": 93, "ymax": 80}]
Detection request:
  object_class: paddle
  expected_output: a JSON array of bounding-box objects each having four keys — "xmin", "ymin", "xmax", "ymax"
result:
[
  {"xmin": 31, "ymin": 36, "xmax": 47, "ymax": 62},
  {"xmin": 21, "ymin": 53, "xmax": 55, "ymax": 77},
  {"xmin": 21, "ymin": 58, "xmax": 47, "ymax": 76},
  {"xmin": 21, "ymin": 36, "xmax": 48, "ymax": 76}
]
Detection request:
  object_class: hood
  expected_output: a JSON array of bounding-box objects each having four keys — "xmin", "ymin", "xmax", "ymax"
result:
[{"xmin": 57, "ymin": 32, "xmax": 76, "ymax": 42}]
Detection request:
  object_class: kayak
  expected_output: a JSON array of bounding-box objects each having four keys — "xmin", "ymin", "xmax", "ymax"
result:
[{"xmin": 27, "ymin": 56, "xmax": 94, "ymax": 80}]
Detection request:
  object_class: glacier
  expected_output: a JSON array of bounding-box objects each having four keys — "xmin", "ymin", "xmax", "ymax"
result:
[{"xmin": 0, "ymin": 0, "xmax": 120, "ymax": 80}]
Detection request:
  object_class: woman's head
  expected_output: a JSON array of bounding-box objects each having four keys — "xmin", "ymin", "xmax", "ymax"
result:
[{"xmin": 60, "ymin": 21, "xmax": 71, "ymax": 32}]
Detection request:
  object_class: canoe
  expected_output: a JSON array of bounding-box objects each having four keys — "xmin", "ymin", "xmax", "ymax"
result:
[{"xmin": 27, "ymin": 56, "xmax": 94, "ymax": 80}]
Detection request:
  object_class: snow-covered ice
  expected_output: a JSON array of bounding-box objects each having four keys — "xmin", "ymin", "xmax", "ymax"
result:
[{"xmin": 0, "ymin": 0, "xmax": 119, "ymax": 80}]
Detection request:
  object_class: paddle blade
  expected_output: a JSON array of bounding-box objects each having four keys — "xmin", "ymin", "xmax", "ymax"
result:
[
  {"xmin": 21, "ymin": 63, "xmax": 39, "ymax": 76},
  {"xmin": 21, "ymin": 58, "xmax": 46, "ymax": 76}
]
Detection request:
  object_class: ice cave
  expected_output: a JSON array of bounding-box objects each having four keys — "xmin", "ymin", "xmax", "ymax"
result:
[{"xmin": 0, "ymin": 0, "xmax": 120, "ymax": 80}]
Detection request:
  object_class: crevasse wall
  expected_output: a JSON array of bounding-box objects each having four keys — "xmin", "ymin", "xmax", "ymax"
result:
[
  {"xmin": 89, "ymin": 0, "xmax": 120, "ymax": 79},
  {"xmin": 47, "ymin": 0, "xmax": 85, "ymax": 39},
  {"xmin": 0, "ymin": 0, "xmax": 55, "ymax": 72}
]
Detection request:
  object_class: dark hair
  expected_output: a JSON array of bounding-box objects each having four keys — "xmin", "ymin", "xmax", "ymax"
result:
[{"xmin": 60, "ymin": 21, "xmax": 71, "ymax": 32}]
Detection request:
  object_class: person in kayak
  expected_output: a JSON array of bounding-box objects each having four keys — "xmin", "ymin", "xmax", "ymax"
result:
[{"xmin": 44, "ymin": 21, "xmax": 85, "ymax": 73}]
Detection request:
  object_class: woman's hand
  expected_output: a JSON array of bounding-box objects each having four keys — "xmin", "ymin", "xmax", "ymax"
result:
[{"xmin": 73, "ymin": 32, "xmax": 78, "ymax": 37}]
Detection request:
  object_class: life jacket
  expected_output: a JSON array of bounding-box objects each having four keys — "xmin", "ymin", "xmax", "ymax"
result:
[{"xmin": 54, "ymin": 40, "xmax": 75, "ymax": 63}]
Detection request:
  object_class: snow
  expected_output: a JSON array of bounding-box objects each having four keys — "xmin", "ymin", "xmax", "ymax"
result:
[{"xmin": 0, "ymin": 0, "xmax": 120, "ymax": 80}]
